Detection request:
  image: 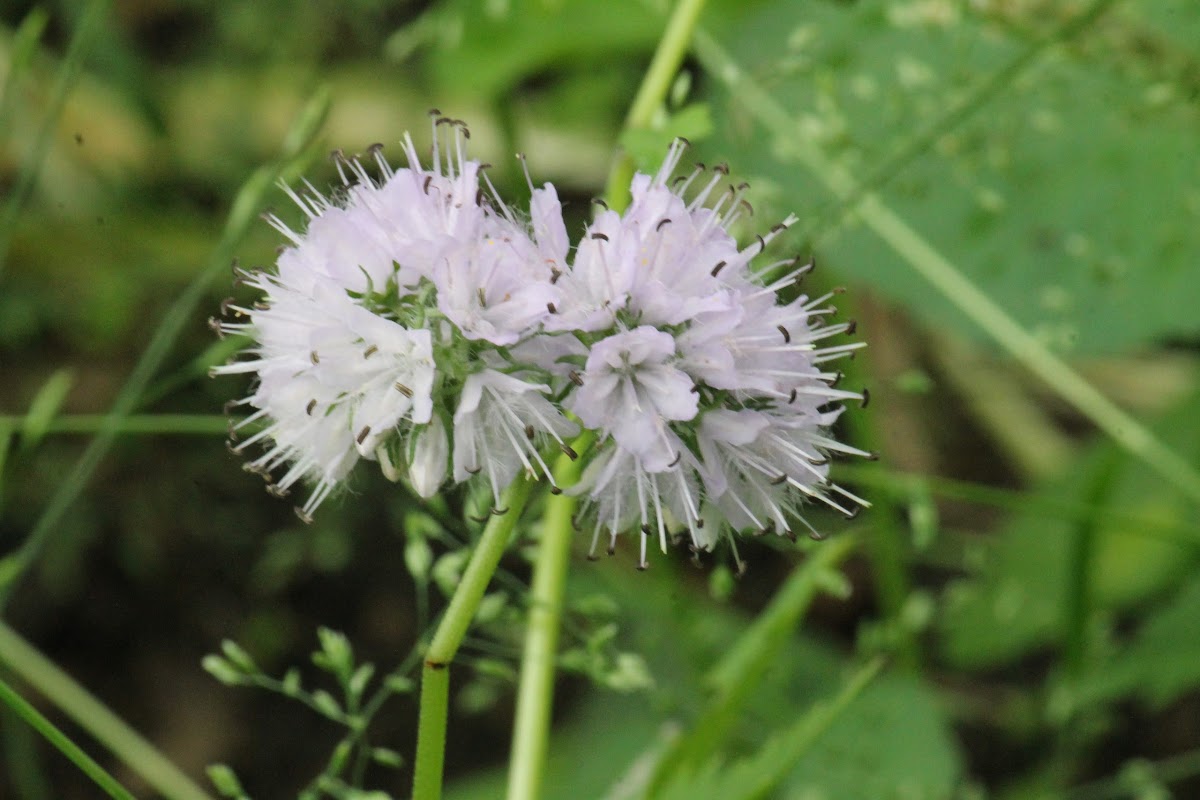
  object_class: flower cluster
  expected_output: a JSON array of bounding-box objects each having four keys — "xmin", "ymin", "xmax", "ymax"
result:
[{"xmin": 214, "ymin": 114, "xmax": 871, "ymax": 567}]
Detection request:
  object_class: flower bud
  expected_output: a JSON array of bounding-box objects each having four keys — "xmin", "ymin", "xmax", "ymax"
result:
[{"xmin": 408, "ymin": 415, "xmax": 448, "ymax": 499}]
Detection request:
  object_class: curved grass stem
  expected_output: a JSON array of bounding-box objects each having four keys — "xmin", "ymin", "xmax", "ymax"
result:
[
  {"xmin": 0, "ymin": 676, "xmax": 137, "ymax": 800},
  {"xmin": 0, "ymin": 622, "xmax": 213, "ymax": 800}
]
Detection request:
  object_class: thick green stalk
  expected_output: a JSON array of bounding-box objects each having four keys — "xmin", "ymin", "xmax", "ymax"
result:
[
  {"xmin": 604, "ymin": 0, "xmax": 709, "ymax": 212},
  {"xmin": 0, "ymin": 622, "xmax": 214, "ymax": 800},
  {"xmin": 503, "ymin": 3, "xmax": 708, "ymax": 796},
  {"xmin": 411, "ymin": 477, "xmax": 534, "ymax": 800},
  {"xmin": 505, "ymin": 434, "xmax": 593, "ymax": 800},
  {"xmin": 412, "ymin": 666, "xmax": 450, "ymax": 800}
]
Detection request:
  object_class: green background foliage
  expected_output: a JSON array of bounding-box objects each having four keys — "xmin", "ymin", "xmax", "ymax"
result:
[{"xmin": 1, "ymin": 1, "xmax": 1198, "ymax": 798}]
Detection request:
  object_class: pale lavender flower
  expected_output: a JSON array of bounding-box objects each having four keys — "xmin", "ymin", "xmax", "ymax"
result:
[
  {"xmin": 406, "ymin": 415, "xmax": 450, "ymax": 499},
  {"xmin": 568, "ymin": 326, "xmax": 698, "ymax": 470},
  {"xmin": 696, "ymin": 408, "xmax": 870, "ymax": 540},
  {"xmin": 572, "ymin": 435, "xmax": 705, "ymax": 570},
  {"xmin": 215, "ymin": 275, "xmax": 435, "ymax": 519},
  {"xmin": 215, "ymin": 115, "xmax": 568, "ymax": 516},
  {"xmin": 452, "ymin": 370, "xmax": 580, "ymax": 505},
  {"xmin": 431, "ymin": 211, "xmax": 562, "ymax": 346},
  {"xmin": 561, "ymin": 139, "xmax": 870, "ymax": 566}
]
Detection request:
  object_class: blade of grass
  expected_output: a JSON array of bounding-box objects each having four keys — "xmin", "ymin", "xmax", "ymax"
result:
[
  {"xmin": 0, "ymin": 8, "xmax": 51, "ymax": 143},
  {"xmin": 0, "ymin": 0, "xmax": 109, "ymax": 280},
  {"xmin": 691, "ymin": 29, "xmax": 1200, "ymax": 508},
  {"xmin": 0, "ymin": 413, "xmax": 229, "ymax": 436},
  {"xmin": 1, "ymin": 702, "xmax": 53, "ymax": 799},
  {"xmin": 0, "ymin": 675, "xmax": 137, "ymax": 800},
  {"xmin": 0, "ymin": 622, "xmax": 213, "ymax": 800},
  {"xmin": 646, "ymin": 533, "xmax": 860, "ymax": 795},
  {"xmin": 840, "ymin": 463, "xmax": 1200, "ymax": 548},
  {"xmin": 657, "ymin": 657, "xmax": 886, "ymax": 800},
  {"xmin": 0, "ymin": 86, "xmax": 331, "ymax": 610}
]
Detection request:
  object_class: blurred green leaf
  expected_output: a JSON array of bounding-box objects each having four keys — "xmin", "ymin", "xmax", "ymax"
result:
[
  {"xmin": 1078, "ymin": 575, "xmax": 1200, "ymax": 710},
  {"xmin": 432, "ymin": 549, "xmax": 468, "ymax": 596},
  {"xmin": 657, "ymin": 658, "xmax": 889, "ymax": 800},
  {"xmin": 311, "ymin": 689, "xmax": 344, "ymax": 721},
  {"xmin": 314, "ymin": 627, "xmax": 354, "ymax": 682},
  {"xmin": 17, "ymin": 369, "xmax": 73, "ymax": 450},
  {"xmin": 406, "ymin": 0, "xmax": 662, "ymax": 99},
  {"xmin": 220, "ymin": 639, "xmax": 259, "ymax": 674},
  {"xmin": 207, "ymin": 764, "xmax": 249, "ymax": 799},
  {"xmin": 384, "ymin": 674, "xmax": 415, "ymax": 694},
  {"xmin": 471, "ymin": 657, "xmax": 517, "ymax": 683},
  {"xmin": 282, "ymin": 668, "xmax": 302, "ymax": 697},
  {"xmin": 348, "ymin": 663, "xmax": 375, "ymax": 699},
  {"xmin": 780, "ymin": 667, "xmax": 959, "ymax": 800},
  {"xmin": 939, "ymin": 392, "xmax": 1200, "ymax": 668},
  {"xmin": 404, "ymin": 535, "xmax": 434, "ymax": 582},
  {"xmin": 370, "ymin": 746, "xmax": 404, "ymax": 769},
  {"xmin": 206, "ymin": 762, "xmax": 248, "ymax": 800},
  {"xmin": 202, "ymin": 655, "xmax": 245, "ymax": 687},
  {"xmin": 0, "ymin": 8, "xmax": 50, "ymax": 143},
  {"xmin": 474, "ymin": 590, "xmax": 507, "ymax": 624}
]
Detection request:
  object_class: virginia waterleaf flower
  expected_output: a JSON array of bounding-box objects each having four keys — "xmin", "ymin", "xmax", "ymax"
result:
[
  {"xmin": 214, "ymin": 121, "xmax": 868, "ymax": 567},
  {"xmin": 556, "ymin": 139, "xmax": 872, "ymax": 568},
  {"xmin": 213, "ymin": 114, "xmax": 572, "ymax": 518}
]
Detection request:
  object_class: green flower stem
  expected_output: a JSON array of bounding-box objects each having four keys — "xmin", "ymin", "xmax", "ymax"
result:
[
  {"xmin": 412, "ymin": 666, "xmax": 450, "ymax": 800},
  {"xmin": 500, "ymin": 4, "xmax": 708, "ymax": 795},
  {"xmin": 0, "ymin": 675, "xmax": 136, "ymax": 800},
  {"xmin": 0, "ymin": 621, "xmax": 214, "ymax": 800},
  {"xmin": 411, "ymin": 477, "xmax": 535, "ymax": 800},
  {"xmin": 506, "ymin": 432, "xmax": 594, "ymax": 800},
  {"xmin": 690, "ymin": 29, "xmax": 1200, "ymax": 508},
  {"xmin": 604, "ymin": 0, "xmax": 709, "ymax": 212}
]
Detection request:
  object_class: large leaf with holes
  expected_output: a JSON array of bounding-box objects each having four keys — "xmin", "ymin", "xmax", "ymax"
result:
[{"xmin": 706, "ymin": 0, "xmax": 1200, "ymax": 354}]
